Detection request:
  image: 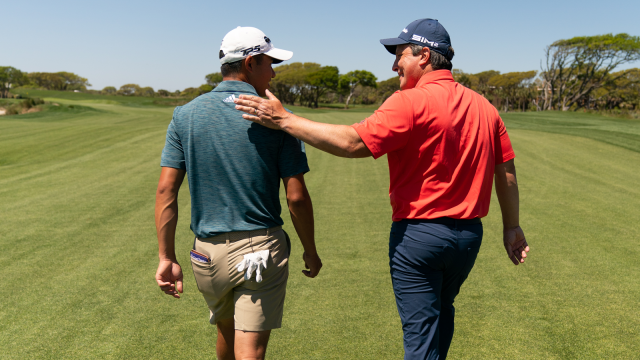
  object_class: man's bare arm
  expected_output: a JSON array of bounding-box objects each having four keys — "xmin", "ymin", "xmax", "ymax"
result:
[
  {"xmin": 155, "ymin": 167, "xmax": 186, "ymax": 297},
  {"xmin": 235, "ymin": 90, "xmax": 372, "ymax": 158},
  {"xmin": 494, "ymin": 159, "xmax": 529, "ymax": 265},
  {"xmin": 283, "ymin": 173, "xmax": 322, "ymax": 278}
]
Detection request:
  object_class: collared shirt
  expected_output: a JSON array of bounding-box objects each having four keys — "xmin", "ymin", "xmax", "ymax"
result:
[
  {"xmin": 161, "ymin": 81, "xmax": 309, "ymax": 238},
  {"xmin": 352, "ymin": 70, "xmax": 515, "ymax": 221}
]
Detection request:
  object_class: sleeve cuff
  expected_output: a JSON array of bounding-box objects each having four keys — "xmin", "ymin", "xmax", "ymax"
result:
[
  {"xmin": 351, "ymin": 123, "xmax": 383, "ymax": 160},
  {"xmin": 160, "ymin": 160, "xmax": 186, "ymax": 170},
  {"xmin": 496, "ymin": 151, "xmax": 515, "ymax": 165},
  {"xmin": 281, "ymin": 166, "xmax": 310, "ymax": 179}
]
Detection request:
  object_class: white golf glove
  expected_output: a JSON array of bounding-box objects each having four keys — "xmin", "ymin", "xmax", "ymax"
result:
[{"xmin": 236, "ymin": 250, "xmax": 270, "ymax": 282}]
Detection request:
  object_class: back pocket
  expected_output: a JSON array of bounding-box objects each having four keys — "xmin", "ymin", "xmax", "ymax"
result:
[{"xmin": 190, "ymin": 255, "xmax": 217, "ymax": 297}]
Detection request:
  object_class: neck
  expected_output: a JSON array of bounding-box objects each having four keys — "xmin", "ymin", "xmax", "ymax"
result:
[
  {"xmin": 421, "ymin": 64, "xmax": 435, "ymax": 77},
  {"xmin": 222, "ymin": 73, "xmax": 249, "ymax": 83}
]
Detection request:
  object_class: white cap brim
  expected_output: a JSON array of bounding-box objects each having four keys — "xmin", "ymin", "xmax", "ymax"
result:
[{"xmin": 264, "ymin": 47, "xmax": 293, "ymax": 62}]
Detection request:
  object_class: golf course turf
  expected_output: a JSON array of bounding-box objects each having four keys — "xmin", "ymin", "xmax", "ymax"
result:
[{"xmin": 1, "ymin": 91, "xmax": 638, "ymax": 359}]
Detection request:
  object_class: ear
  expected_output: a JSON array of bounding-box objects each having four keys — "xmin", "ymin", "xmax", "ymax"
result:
[
  {"xmin": 244, "ymin": 55, "xmax": 255, "ymax": 74},
  {"xmin": 419, "ymin": 47, "xmax": 431, "ymax": 67}
]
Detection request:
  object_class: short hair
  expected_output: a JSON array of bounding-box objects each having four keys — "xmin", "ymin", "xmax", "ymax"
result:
[
  {"xmin": 219, "ymin": 52, "xmax": 265, "ymax": 77},
  {"xmin": 221, "ymin": 60, "xmax": 243, "ymax": 77},
  {"xmin": 409, "ymin": 44, "xmax": 454, "ymax": 71}
]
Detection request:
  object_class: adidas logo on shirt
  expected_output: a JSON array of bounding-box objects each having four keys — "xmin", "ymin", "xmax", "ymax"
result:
[{"xmin": 222, "ymin": 94, "xmax": 237, "ymax": 103}]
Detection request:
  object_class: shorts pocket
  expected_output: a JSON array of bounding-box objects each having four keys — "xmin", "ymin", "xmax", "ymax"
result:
[
  {"xmin": 269, "ymin": 230, "xmax": 289, "ymax": 269},
  {"xmin": 190, "ymin": 257, "xmax": 217, "ymax": 297},
  {"xmin": 283, "ymin": 230, "xmax": 291, "ymax": 257}
]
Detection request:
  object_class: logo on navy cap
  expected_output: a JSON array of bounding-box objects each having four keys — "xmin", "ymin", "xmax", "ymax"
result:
[{"xmin": 411, "ymin": 34, "xmax": 438, "ymax": 48}]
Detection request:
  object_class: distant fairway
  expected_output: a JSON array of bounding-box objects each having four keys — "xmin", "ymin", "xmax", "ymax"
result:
[{"xmin": 1, "ymin": 92, "xmax": 639, "ymax": 359}]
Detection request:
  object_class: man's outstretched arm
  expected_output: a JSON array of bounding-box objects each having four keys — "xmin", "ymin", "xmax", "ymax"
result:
[
  {"xmin": 235, "ymin": 90, "xmax": 372, "ymax": 159},
  {"xmin": 494, "ymin": 159, "xmax": 530, "ymax": 265},
  {"xmin": 155, "ymin": 166, "xmax": 186, "ymax": 297},
  {"xmin": 283, "ymin": 173, "xmax": 322, "ymax": 278}
]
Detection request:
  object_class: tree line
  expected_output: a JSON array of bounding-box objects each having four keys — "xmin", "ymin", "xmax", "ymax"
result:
[
  {"xmin": 203, "ymin": 64, "xmax": 387, "ymax": 109},
  {"xmin": 454, "ymin": 33, "xmax": 640, "ymax": 113},
  {"xmin": 2, "ymin": 33, "xmax": 639, "ymax": 113},
  {"xmin": 0, "ymin": 69, "xmax": 90, "ymax": 98}
]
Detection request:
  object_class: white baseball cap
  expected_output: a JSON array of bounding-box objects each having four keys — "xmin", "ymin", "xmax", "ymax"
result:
[{"xmin": 219, "ymin": 26, "xmax": 293, "ymax": 65}]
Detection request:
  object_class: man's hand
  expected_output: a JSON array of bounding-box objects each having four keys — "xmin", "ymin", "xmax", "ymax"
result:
[
  {"xmin": 156, "ymin": 259, "xmax": 183, "ymax": 298},
  {"xmin": 302, "ymin": 252, "xmax": 322, "ymax": 278},
  {"xmin": 234, "ymin": 90, "xmax": 290, "ymax": 130},
  {"xmin": 503, "ymin": 226, "xmax": 529, "ymax": 265}
]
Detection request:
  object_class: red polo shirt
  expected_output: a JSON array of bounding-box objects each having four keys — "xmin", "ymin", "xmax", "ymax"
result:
[{"xmin": 352, "ymin": 70, "xmax": 515, "ymax": 221}]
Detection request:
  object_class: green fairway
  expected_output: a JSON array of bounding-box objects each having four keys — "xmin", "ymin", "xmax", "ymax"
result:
[{"xmin": 1, "ymin": 93, "xmax": 639, "ymax": 359}]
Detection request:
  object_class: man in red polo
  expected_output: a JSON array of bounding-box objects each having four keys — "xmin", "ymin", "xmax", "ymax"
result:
[{"xmin": 234, "ymin": 18, "xmax": 529, "ymax": 360}]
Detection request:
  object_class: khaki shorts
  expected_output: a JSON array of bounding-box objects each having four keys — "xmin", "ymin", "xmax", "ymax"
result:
[{"xmin": 190, "ymin": 226, "xmax": 289, "ymax": 331}]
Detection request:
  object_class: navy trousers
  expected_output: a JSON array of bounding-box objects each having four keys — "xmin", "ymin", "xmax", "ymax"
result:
[{"xmin": 389, "ymin": 218, "xmax": 483, "ymax": 360}]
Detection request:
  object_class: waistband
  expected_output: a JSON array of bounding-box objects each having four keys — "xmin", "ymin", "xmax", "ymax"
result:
[
  {"xmin": 396, "ymin": 217, "xmax": 482, "ymax": 226},
  {"xmin": 197, "ymin": 226, "xmax": 282, "ymax": 242}
]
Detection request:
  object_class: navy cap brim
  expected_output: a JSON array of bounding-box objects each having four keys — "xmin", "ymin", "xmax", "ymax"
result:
[{"xmin": 380, "ymin": 37, "xmax": 409, "ymax": 55}]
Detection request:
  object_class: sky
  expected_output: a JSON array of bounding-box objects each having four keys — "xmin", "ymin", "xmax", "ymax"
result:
[{"xmin": 2, "ymin": 0, "xmax": 640, "ymax": 91}]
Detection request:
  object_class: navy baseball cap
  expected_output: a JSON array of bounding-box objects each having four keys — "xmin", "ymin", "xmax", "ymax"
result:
[{"xmin": 380, "ymin": 18, "xmax": 454, "ymax": 60}]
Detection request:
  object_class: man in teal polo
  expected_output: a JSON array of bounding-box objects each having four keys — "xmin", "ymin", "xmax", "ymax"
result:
[{"xmin": 154, "ymin": 26, "xmax": 322, "ymax": 360}]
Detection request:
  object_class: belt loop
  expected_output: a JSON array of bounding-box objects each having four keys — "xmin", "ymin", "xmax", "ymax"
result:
[
  {"xmin": 225, "ymin": 232, "xmax": 229, "ymax": 246},
  {"xmin": 267, "ymin": 227, "xmax": 270, "ymax": 236}
]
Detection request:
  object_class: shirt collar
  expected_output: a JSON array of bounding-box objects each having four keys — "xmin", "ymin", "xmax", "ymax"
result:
[
  {"xmin": 212, "ymin": 80, "xmax": 258, "ymax": 95},
  {"xmin": 415, "ymin": 70, "xmax": 454, "ymax": 88}
]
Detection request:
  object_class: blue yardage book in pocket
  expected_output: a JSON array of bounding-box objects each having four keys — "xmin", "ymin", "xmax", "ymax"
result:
[{"xmin": 190, "ymin": 249, "xmax": 210, "ymax": 263}]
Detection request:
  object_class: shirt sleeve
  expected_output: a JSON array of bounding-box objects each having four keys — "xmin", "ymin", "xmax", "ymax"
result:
[
  {"xmin": 278, "ymin": 133, "xmax": 310, "ymax": 178},
  {"xmin": 494, "ymin": 115, "xmax": 515, "ymax": 164},
  {"xmin": 160, "ymin": 109, "xmax": 186, "ymax": 170},
  {"xmin": 350, "ymin": 91, "xmax": 413, "ymax": 159}
]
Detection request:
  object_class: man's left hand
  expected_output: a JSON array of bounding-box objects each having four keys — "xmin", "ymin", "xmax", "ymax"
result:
[
  {"xmin": 503, "ymin": 226, "xmax": 529, "ymax": 265},
  {"xmin": 302, "ymin": 251, "xmax": 322, "ymax": 278},
  {"xmin": 235, "ymin": 90, "xmax": 290, "ymax": 130},
  {"xmin": 156, "ymin": 259, "xmax": 183, "ymax": 298}
]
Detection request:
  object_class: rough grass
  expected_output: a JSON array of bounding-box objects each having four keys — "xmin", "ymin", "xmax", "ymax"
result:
[
  {"xmin": 0, "ymin": 93, "xmax": 638, "ymax": 359},
  {"xmin": 9, "ymin": 88, "xmax": 189, "ymax": 107}
]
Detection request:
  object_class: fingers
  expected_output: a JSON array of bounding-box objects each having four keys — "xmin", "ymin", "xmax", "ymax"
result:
[
  {"xmin": 515, "ymin": 239, "xmax": 529, "ymax": 263},
  {"xmin": 302, "ymin": 252, "xmax": 322, "ymax": 278},
  {"xmin": 237, "ymin": 94, "xmax": 264, "ymax": 103},
  {"xmin": 520, "ymin": 242, "xmax": 530, "ymax": 263},
  {"xmin": 309, "ymin": 266, "xmax": 320, "ymax": 278},
  {"xmin": 236, "ymin": 104, "xmax": 260, "ymax": 116},
  {"xmin": 158, "ymin": 281, "xmax": 181, "ymax": 298},
  {"xmin": 509, "ymin": 244, "xmax": 529, "ymax": 265},
  {"xmin": 234, "ymin": 99, "xmax": 264, "ymax": 118},
  {"xmin": 512, "ymin": 250, "xmax": 524, "ymax": 265},
  {"xmin": 302, "ymin": 266, "xmax": 320, "ymax": 278},
  {"xmin": 504, "ymin": 227, "xmax": 530, "ymax": 266},
  {"xmin": 302, "ymin": 267, "xmax": 318, "ymax": 278},
  {"xmin": 156, "ymin": 261, "xmax": 183, "ymax": 298},
  {"xmin": 242, "ymin": 113, "xmax": 261, "ymax": 122},
  {"xmin": 265, "ymin": 89, "xmax": 277, "ymax": 100}
]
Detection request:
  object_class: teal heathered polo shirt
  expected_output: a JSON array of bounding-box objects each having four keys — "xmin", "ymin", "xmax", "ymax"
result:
[{"xmin": 160, "ymin": 81, "xmax": 309, "ymax": 238}]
